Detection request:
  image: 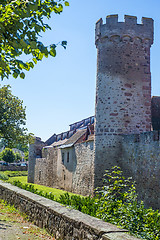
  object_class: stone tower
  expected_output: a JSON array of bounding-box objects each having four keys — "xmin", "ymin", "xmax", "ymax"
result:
[
  {"xmin": 28, "ymin": 137, "xmax": 45, "ymax": 183},
  {"xmin": 94, "ymin": 15, "xmax": 154, "ymax": 187}
]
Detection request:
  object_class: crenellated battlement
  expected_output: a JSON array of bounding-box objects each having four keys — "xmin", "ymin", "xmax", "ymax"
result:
[{"xmin": 95, "ymin": 14, "xmax": 153, "ymax": 46}]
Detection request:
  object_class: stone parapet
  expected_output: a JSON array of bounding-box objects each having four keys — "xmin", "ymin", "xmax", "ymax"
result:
[
  {"xmin": 95, "ymin": 15, "xmax": 153, "ymax": 46},
  {"xmin": 0, "ymin": 180, "xmax": 140, "ymax": 240}
]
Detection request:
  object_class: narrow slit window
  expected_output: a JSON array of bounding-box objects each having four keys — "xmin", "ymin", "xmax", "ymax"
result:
[
  {"xmin": 67, "ymin": 152, "xmax": 69, "ymax": 162},
  {"xmin": 62, "ymin": 153, "xmax": 64, "ymax": 164}
]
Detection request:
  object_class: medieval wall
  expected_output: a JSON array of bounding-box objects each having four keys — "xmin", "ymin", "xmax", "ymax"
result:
[
  {"xmin": 120, "ymin": 131, "xmax": 160, "ymax": 209},
  {"xmin": 34, "ymin": 147, "xmax": 58, "ymax": 187},
  {"xmin": 94, "ymin": 15, "xmax": 154, "ymax": 188},
  {"xmin": 56, "ymin": 147, "xmax": 74, "ymax": 191},
  {"xmin": 31, "ymin": 140, "xmax": 94, "ymax": 195},
  {"xmin": 72, "ymin": 140, "xmax": 94, "ymax": 195},
  {"xmin": 28, "ymin": 137, "xmax": 45, "ymax": 183}
]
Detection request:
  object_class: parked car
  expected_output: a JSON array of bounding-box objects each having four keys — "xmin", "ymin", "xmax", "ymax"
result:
[{"xmin": 0, "ymin": 162, "xmax": 9, "ymax": 166}]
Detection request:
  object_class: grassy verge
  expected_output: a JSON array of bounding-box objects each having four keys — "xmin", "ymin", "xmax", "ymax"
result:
[
  {"xmin": 0, "ymin": 200, "xmax": 54, "ymax": 240},
  {"xmin": 7, "ymin": 176, "xmax": 77, "ymax": 199}
]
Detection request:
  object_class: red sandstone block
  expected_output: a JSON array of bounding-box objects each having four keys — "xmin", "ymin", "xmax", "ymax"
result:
[
  {"xmin": 143, "ymin": 94, "xmax": 151, "ymax": 98},
  {"xmin": 142, "ymin": 78, "xmax": 150, "ymax": 82},
  {"xmin": 110, "ymin": 113, "xmax": 118, "ymax": 116},
  {"xmin": 125, "ymin": 92, "xmax": 132, "ymax": 96},
  {"xmin": 142, "ymin": 86, "xmax": 150, "ymax": 90},
  {"xmin": 146, "ymin": 118, "xmax": 151, "ymax": 122},
  {"xmin": 124, "ymin": 83, "xmax": 132, "ymax": 88},
  {"xmin": 144, "ymin": 102, "xmax": 151, "ymax": 106}
]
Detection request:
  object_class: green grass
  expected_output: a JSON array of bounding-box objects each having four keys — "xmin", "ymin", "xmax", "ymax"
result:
[{"xmin": 7, "ymin": 176, "xmax": 77, "ymax": 199}]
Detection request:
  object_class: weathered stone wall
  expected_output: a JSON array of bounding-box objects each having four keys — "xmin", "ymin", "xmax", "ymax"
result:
[
  {"xmin": 94, "ymin": 15, "xmax": 154, "ymax": 188},
  {"xmin": 56, "ymin": 147, "xmax": 74, "ymax": 192},
  {"xmin": 72, "ymin": 140, "xmax": 94, "ymax": 195},
  {"xmin": 121, "ymin": 131, "xmax": 160, "ymax": 209},
  {"xmin": 28, "ymin": 137, "xmax": 45, "ymax": 183},
  {"xmin": 32, "ymin": 141, "xmax": 94, "ymax": 196},
  {"xmin": 0, "ymin": 180, "xmax": 140, "ymax": 240},
  {"xmin": 34, "ymin": 147, "xmax": 58, "ymax": 187}
]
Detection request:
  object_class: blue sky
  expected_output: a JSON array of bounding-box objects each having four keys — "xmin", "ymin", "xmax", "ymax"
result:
[{"xmin": 1, "ymin": 0, "xmax": 160, "ymax": 141}]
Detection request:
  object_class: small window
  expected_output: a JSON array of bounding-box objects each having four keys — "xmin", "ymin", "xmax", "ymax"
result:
[
  {"xmin": 62, "ymin": 153, "xmax": 64, "ymax": 164},
  {"xmin": 39, "ymin": 170, "xmax": 41, "ymax": 181},
  {"xmin": 67, "ymin": 152, "xmax": 69, "ymax": 162}
]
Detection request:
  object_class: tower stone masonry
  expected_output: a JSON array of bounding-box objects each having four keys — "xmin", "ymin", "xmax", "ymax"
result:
[{"xmin": 94, "ymin": 15, "xmax": 154, "ymax": 188}]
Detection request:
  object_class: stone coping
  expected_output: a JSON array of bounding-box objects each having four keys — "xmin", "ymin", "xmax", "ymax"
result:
[{"xmin": 0, "ymin": 180, "xmax": 140, "ymax": 240}]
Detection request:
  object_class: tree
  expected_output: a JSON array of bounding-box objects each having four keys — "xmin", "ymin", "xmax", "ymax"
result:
[
  {"xmin": 0, "ymin": 85, "xmax": 32, "ymax": 148},
  {"xmin": 0, "ymin": 0, "xmax": 69, "ymax": 80},
  {"xmin": 15, "ymin": 152, "xmax": 22, "ymax": 162},
  {"xmin": 0, "ymin": 148, "xmax": 15, "ymax": 163},
  {"xmin": 24, "ymin": 151, "xmax": 29, "ymax": 161}
]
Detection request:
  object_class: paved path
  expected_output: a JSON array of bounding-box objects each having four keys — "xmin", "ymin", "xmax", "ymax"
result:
[
  {"xmin": 0, "ymin": 202, "xmax": 55, "ymax": 240},
  {"xmin": 0, "ymin": 220, "xmax": 54, "ymax": 240}
]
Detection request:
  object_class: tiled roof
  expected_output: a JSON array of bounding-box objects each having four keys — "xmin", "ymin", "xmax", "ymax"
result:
[
  {"xmin": 51, "ymin": 139, "xmax": 68, "ymax": 147},
  {"xmin": 86, "ymin": 134, "xmax": 94, "ymax": 142},
  {"xmin": 59, "ymin": 129, "xmax": 87, "ymax": 148}
]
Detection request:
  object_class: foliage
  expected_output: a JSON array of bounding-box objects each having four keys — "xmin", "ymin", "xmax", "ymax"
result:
[
  {"xmin": 24, "ymin": 151, "xmax": 29, "ymax": 161},
  {"xmin": 14, "ymin": 152, "xmax": 22, "ymax": 162},
  {"xmin": 0, "ymin": 148, "xmax": 15, "ymax": 163},
  {"xmin": 0, "ymin": 172, "xmax": 9, "ymax": 180},
  {"xmin": 0, "ymin": 0, "xmax": 69, "ymax": 80},
  {"xmin": 2, "ymin": 171, "xmax": 28, "ymax": 177},
  {"xmin": 9, "ymin": 167, "xmax": 160, "ymax": 240},
  {"xmin": 0, "ymin": 85, "xmax": 33, "ymax": 148}
]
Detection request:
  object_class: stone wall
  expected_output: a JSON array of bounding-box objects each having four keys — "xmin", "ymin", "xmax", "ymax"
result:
[
  {"xmin": 72, "ymin": 140, "xmax": 94, "ymax": 195},
  {"xmin": 34, "ymin": 147, "xmax": 58, "ymax": 187},
  {"xmin": 32, "ymin": 140, "xmax": 94, "ymax": 195},
  {"xmin": 0, "ymin": 165, "xmax": 27, "ymax": 171},
  {"xmin": 94, "ymin": 15, "xmax": 154, "ymax": 189},
  {"xmin": 28, "ymin": 137, "xmax": 45, "ymax": 183},
  {"xmin": 0, "ymin": 180, "xmax": 140, "ymax": 240},
  {"xmin": 120, "ymin": 131, "xmax": 160, "ymax": 209}
]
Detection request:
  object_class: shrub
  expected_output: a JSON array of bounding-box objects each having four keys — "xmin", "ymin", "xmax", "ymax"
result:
[
  {"xmin": 0, "ymin": 148, "xmax": 15, "ymax": 163},
  {"xmin": 4, "ymin": 171, "xmax": 28, "ymax": 177},
  {"xmin": 15, "ymin": 152, "xmax": 22, "ymax": 162},
  {"xmin": 0, "ymin": 172, "xmax": 9, "ymax": 180}
]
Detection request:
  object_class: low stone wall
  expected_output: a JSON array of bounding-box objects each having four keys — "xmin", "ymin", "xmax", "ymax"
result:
[
  {"xmin": 0, "ymin": 180, "xmax": 140, "ymax": 240},
  {"xmin": 0, "ymin": 165, "xmax": 27, "ymax": 171}
]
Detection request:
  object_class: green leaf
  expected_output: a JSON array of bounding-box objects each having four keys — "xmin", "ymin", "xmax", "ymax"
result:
[
  {"xmin": 29, "ymin": 62, "xmax": 34, "ymax": 68},
  {"xmin": 32, "ymin": 58, "xmax": 37, "ymax": 64},
  {"xmin": 50, "ymin": 48, "xmax": 56, "ymax": 57},
  {"xmin": 20, "ymin": 72, "xmax": 25, "ymax": 79},
  {"xmin": 13, "ymin": 72, "xmax": 19, "ymax": 79},
  {"xmin": 64, "ymin": 1, "xmax": 69, "ymax": 6}
]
